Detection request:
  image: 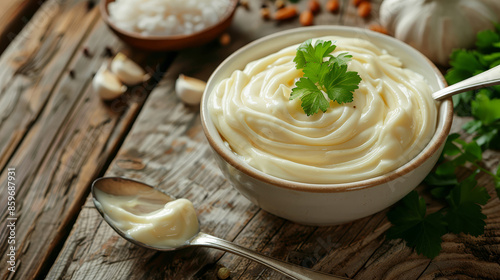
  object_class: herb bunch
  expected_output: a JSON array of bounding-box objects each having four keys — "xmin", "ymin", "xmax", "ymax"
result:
[
  {"xmin": 387, "ymin": 25, "xmax": 500, "ymax": 259},
  {"xmin": 290, "ymin": 39, "xmax": 361, "ymax": 116},
  {"xmin": 387, "ymin": 135, "xmax": 495, "ymax": 258},
  {"xmin": 446, "ymin": 23, "xmax": 500, "ymax": 150}
]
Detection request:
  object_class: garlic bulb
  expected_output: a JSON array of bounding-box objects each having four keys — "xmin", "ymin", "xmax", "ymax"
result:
[
  {"xmin": 110, "ymin": 52, "xmax": 149, "ymax": 85},
  {"xmin": 93, "ymin": 65, "xmax": 127, "ymax": 100},
  {"xmin": 380, "ymin": 0, "xmax": 500, "ymax": 65},
  {"xmin": 175, "ymin": 74, "xmax": 206, "ymax": 106}
]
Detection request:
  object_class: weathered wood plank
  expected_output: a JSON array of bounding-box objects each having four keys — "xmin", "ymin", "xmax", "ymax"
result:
[
  {"xmin": 0, "ymin": 0, "xmax": 45, "ymax": 54},
  {"xmin": 48, "ymin": 0, "xmax": 500, "ymax": 279},
  {"xmin": 0, "ymin": 3, "xmax": 174, "ymax": 279},
  {"xmin": 353, "ymin": 180, "xmax": 500, "ymax": 280},
  {"xmin": 46, "ymin": 1, "xmax": 350, "ymax": 279},
  {"xmin": 46, "ymin": 65, "xmax": 261, "ymax": 279},
  {"xmin": 0, "ymin": 0, "xmax": 99, "ymax": 170}
]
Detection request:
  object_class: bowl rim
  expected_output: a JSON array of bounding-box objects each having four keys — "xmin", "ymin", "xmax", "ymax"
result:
[
  {"xmin": 100, "ymin": 0, "xmax": 239, "ymax": 41},
  {"xmin": 200, "ymin": 25, "xmax": 454, "ymax": 194}
]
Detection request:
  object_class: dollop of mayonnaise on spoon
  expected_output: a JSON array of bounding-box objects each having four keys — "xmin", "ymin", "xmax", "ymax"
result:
[{"xmin": 94, "ymin": 188, "xmax": 199, "ymax": 249}]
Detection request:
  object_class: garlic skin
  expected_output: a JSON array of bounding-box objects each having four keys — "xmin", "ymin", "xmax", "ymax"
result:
[
  {"xmin": 175, "ymin": 74, "xmax": 206, "ymax": 106},
  {"xmin": 380, "ymin": 0, "xmax": 500, "ymax": 65},
  {"xmin": 110, "ymin": 52, "xmax": 148, "ymax": 85},
  {"xmin": 93, "ymin": 65, "xmax": 127, "ymax": 100}
]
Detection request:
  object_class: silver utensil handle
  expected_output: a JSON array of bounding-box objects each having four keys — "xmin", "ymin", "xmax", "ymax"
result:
[
  {"xmin": 432, "ymin": 65, "xmax": 500, "ymax": 100},
  {"xmin": 190, "ymin": 232, "xmax": 349, "ymax": 280}
]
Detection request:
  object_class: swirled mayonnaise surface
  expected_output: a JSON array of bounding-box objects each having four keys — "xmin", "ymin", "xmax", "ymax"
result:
[
  {"xmin": 208, "ymin": 36, "xmax": 438, "ymax": 184},
  {"xmin": 95, "ymin": 188, "xmax": 199, "ymax": 248}
]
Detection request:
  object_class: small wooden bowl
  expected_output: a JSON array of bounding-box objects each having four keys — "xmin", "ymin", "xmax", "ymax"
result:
[{"xmin": 100, "ymin": 0, "xmax": 238, "ymax": 51}]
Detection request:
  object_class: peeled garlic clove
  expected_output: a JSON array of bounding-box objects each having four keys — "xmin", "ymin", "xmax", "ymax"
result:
[
  {"xmin": 111, "ymin": 52, "xmax": 149, "ymax": 85},
  {"xmin": 93, "ymin": 64, "xmax": 127, "ymax": 100},
  {"xmin": 175, "ymin": 74, "xmax": 206, "ymax": 106}
]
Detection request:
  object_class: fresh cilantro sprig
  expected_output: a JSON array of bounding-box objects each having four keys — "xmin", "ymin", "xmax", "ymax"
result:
[{"xmin": 290, "ymin": 39, "xmax": 362, "ymax": 115}]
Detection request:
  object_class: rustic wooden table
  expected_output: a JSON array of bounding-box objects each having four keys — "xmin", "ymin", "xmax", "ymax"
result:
[{"xmin": 1, "ymin": 0, "xmax": 499, "ymax": 279}]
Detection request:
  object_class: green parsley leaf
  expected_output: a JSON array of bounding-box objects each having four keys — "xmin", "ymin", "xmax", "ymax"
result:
[
  {"xmin": 446, "ymin": 27, "xmax": 500, "ymax": 122},
  {"xmin": 386, "ymin": 191, "xmax": 447, "ymax": 259},
  {"xmin": 476, "ymin": 29, "xmax": 500, "ymax": 53},
  {"xmin": 432, "ymin": 135, "xmax": 473, "ymax": 177},
  {"xmin": 471, "ymin": 92, "xmax": 500, "ymax": 125},
  {"xmin": 447, "ymin": 172, "xmax": 490, "ymax": 207},
  {"xmin": 435, "ymin": 160, "xmax": 458, "ymax": 176},
  {"xmin": 456, "ymin": 138, "xmax": 482, "ymax": 162},
  {"xmin": 445, "ymin": 203, "xmax": 486, "ymax": 236},
  {"xmin": 323, "ymin": 65, "xmax": 360, "ymax": 104},
  {"xmin": 445, "ymin": 49, "xmax": 492, "ymax": 116},
  {"xmin": 442, "ymin": 133, "xmax": 462, "ymax": 156},
  {"xmin": 475, "ymin": 128, "xmax": 500, "ymax": 149},
  {"xmin": 481, "ymin": 52, "xmax": 500, "ymax": 65},
  {"xmin": 290, "ymin": 78, "xmax": 330, "ymax": 115},
  {"xmin": 403, "ymin": 133, "xmax": 494, "ymax": 257},
  {"xmin": 445, "ymin": 67, "xmax": 474, "ymax": 85},
  {"xmin": 294, "ymin": 39, "xmax": 336, "ymax": 68},
  {"xmin": 444, "ymin": 173, "xmax": 490, "ymax": 236},
  {"xmin": 329, "ymin": 52, "xmax": 352, "ymax": 66},
  {"xmin": 462, "ymin": 119, "xmax": 482, "ymax": 134},
  {"xmin": 301, "ymin": 61, "xmax": 331, "ymax": 85},
  {"xmin": 449, "ymin": 50, "xmax": 485, "ymax": 74},
  {"xmin": 388, "ymin": 177, "xmax": 490, "ymax": 258},
  {"xmin": 291, "ymin": 39, "xmax": 361, "ymax": 115},
  {"xmin": 455, "ymin": 89, "xmax": 500, "ymax": 150},
  {"xmin": 429, "ymin": 185, "xmax": 454, "ymax": 199},
  {"xmin": 425, "ymin": 173, "xmax": 458, "ymax": 188}
]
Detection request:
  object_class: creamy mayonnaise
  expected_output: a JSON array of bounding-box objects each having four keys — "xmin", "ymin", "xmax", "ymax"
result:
[
  {"xmin": 94, "ymin": 188, "xmax": 199, "ymax": 248},
  {"xmin": 209, "ymin": 36, "xmax": 438, "ymax": 184}
]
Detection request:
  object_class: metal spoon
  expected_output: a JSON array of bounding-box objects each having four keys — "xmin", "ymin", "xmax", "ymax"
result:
[
  {"xmin": 92, "ymin": 177, "xmax": 348, "ymax": 280},
  {"xmin": 432, "ymin": 64, "xmax": 500, "ymax": 100}
]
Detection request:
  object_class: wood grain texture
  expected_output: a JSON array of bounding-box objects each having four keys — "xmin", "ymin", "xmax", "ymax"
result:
[
  {"xmin": 30, "ymin": 0, "xmax": 500, "ymax": 279},
  {"xmin": 0, "ymin": 1, "xmax": 173, "ymax": 279},
  {"xmin": 0, "ymin": 0, "xmax": 98, "ymax": 170},
  {"xmin": 47, "ymin": 66, "xmax": 260, "ymax": 279},
  {"xmin": 0, "ymin": 0, "xmax": 45, "ymax": 54}
]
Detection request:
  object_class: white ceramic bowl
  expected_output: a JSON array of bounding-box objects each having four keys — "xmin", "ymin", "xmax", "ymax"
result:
[{"xmin": 200, "ymin": 26, "xmax": 453, "ymax": 226}]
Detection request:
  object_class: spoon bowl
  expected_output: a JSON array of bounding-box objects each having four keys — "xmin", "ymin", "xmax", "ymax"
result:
[
  {"xmin": 92, "ymin": 177, "xmax": 347, "ymax": 280},
  {"xmin": 92, "ymin": 177, "xmax": 192, "ymax": 251}
]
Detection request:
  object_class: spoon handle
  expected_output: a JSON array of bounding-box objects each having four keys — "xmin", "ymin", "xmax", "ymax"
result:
[
  {"xmin": 432, "ymin": 65, "xmax": 500, "ymax": 100},
  {"xmin": 190, "ymin": 232, "xmax": 349, "ymax": 280}
]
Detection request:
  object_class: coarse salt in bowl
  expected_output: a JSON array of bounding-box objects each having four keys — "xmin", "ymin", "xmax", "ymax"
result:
[
  {"xmin": 108, "ymin": 0, "xmax": 231, "ymax": 36},
  {"xmin": 100, "ymin": 0, "xmax": 238, "ymax": 50}
]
